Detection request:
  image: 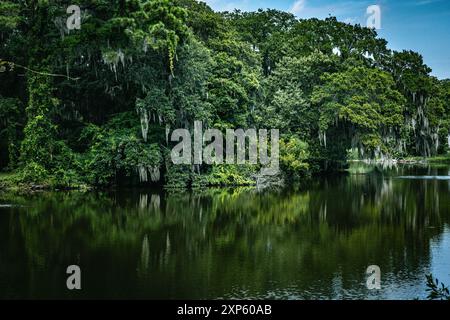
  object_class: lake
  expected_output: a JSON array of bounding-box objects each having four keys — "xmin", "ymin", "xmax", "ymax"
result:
[{"xmin": 1, "ymin": 163, "xmax": 450, "ymax": 299}]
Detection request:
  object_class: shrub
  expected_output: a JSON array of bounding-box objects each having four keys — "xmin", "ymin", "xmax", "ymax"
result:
[
  {"xmin": 19, "ymin": 161, "xmax": 49, "ymax": 184},
  {"xmin": 426, "ymin": 274, "xmax": 450, "ymax": 300}
]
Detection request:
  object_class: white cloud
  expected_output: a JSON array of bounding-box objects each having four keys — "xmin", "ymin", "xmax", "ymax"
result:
[
  {"xmin": 414, "ymin": 0, "xmax": 443, "ymax": 6},
  {"xmin": 288, "ymin": 0, "xmax": 376, "ymax": 26},
  {"xmin": 204, "ymin": 0, "xmax": 377, "ymax": 25},
  {"xmin": 201, "ymin": 0, "xmax": 252, "ymax": 12},
  {"xmin": 290, "ymin": 0, "xmax": 306, "ymax": 15}
]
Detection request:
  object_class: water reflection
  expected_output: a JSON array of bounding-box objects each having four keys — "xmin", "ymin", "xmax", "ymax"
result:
[
  {"xmin": 0, "ymin": 163, "xmax": 449, "ymax": 299},
  {"xmin": 397, "ymin": 176, "xmax": 450, "ymax": 180}
]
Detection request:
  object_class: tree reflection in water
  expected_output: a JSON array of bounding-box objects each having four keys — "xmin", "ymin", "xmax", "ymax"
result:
[{"xmin": 0, "ymin": 163, "xmax": 450, "ymax": 299}]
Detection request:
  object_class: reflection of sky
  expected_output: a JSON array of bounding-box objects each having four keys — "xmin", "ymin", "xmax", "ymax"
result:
[
  {"xmin": 203, "ymin": 0, "xmax": 450, "ymax": 80},
  {"xmin": 379, "ymin": 226, "xmax": 450, "ymax": 300},
  {"xmin": 222, "ymin": 233, "xmax": 450, "ymax": 300},
  {"xmin": 431, "ymin": 227, "xmax": 450, "ymax": 287}
]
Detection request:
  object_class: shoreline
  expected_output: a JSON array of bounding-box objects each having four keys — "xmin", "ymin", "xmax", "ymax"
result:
[{"xmin": 2, "ymin": 155, "xmax": 450, "ymax": 194}]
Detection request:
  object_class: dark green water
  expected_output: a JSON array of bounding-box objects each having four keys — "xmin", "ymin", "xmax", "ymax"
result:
[{"xmin": 1, "ymin": 163, "xmax": 450, "ymax": 299}]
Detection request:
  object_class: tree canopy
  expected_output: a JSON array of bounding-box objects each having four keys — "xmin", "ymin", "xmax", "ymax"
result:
[{"xmin": 1, "ymin": 1, "xmax": 449, "ymax": 188}]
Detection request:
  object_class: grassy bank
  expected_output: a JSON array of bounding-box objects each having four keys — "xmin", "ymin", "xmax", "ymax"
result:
[
  {"xmin": 402, "ymin": 154, "xmax": 450, "ymax": 164},
  {"xmin": 2, "ymin": 153, "xmax": 450, "ymax": 193},
  {"xmin": 0, "ymin": 171, "xmax": 90, "ymax": 193},
  {"xmin": 0, "ymin": 172, "xmax": 18, "ymax": 192},
  {"xmin": 426, "ymin": 154, "xmax": 450, "ymax": 164}
]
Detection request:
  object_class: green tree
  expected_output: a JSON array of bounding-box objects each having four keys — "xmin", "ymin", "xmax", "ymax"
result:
[{"xmin": 312, "ymin": 66, "xmax": 406, "ymax": 161}]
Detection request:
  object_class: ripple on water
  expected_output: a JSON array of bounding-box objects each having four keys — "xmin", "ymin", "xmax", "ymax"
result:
[{"xmin": 396, "ymin": 176, "xmax": 450, "ymax": 180}]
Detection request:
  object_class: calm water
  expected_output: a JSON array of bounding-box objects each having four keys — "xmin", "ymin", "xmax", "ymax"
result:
[{"xmin": 1, "ymin": 163, "xmax": 450, "ymax": 300}]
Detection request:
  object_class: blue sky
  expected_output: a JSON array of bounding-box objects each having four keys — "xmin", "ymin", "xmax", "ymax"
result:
[{"xmin": 203, "ymin": 0, "xmax": 450, "ymax": 79}]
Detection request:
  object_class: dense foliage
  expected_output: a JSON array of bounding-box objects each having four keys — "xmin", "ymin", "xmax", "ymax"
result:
[{"xmin": 1, "ymin": 1, "xmax": 449, "ymax": 188}]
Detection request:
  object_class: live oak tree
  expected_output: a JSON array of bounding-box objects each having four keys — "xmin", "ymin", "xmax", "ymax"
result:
[
  {"xmin": 311, "ymin": 66, "xmax": 406, "ymax": 161},
  {"xmin": 1, "ymin": 1, "xmax": 449, "ymax": 188}
]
